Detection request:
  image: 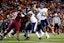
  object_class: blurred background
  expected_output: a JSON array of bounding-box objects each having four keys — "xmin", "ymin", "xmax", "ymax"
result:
[{"xmin": 0, "ymin": 0, "xmax": 64, "ymax": 33}]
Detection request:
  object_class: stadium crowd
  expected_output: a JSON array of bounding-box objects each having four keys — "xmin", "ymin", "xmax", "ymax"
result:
[{"xmin": 0, "ymin": 0, "xmax": 64, "ymax": 34}]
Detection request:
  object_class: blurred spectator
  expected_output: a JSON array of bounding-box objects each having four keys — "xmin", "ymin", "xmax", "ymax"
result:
[
  {"xmin": 53, "ymin": 13, "xmax": 61, "ymax": 34},
  {"xmin": 53, "ymin": 0, "xmax": 61, "ymax": 3}
]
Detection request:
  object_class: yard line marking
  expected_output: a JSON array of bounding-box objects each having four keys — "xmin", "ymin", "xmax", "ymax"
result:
[{"xmin": 0, "ymin": 41, "xmax": 63, "ymax": 42}]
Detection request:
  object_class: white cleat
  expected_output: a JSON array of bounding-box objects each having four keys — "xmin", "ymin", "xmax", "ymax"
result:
[
  {"xmin": 4, "ymin": 36, "xmax": 7, "ymax": 38},
  {"xmin": 46, "ymin": 36, "xmax": 50, "ymax": 39}
]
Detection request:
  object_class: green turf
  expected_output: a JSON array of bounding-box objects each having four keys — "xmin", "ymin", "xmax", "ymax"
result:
[{"xmin": 0, "ymin": 33, "xmax": 64, "ymax": 43}]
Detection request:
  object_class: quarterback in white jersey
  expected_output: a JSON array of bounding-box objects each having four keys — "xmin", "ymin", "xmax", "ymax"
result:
[{"xmin": 33, "ymin": 4, "xmax": 49, "ymax": 39}]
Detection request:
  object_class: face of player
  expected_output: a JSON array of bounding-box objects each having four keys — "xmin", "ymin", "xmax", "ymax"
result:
[{"xmin": 27, "ymin": 13, "xmax": 32, "ymax": 18}]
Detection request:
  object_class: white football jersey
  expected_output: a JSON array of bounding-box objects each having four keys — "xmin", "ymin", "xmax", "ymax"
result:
[
  {"xmin": 37, "ymin": 8, "xmax": 48, "ymax": 20},
  {"xmin": 37, "ymin": 13, "xmax": 41, "ymax": 22},
  {"xmin": 27, "ymin": 11, "xmax": 37, "ymax": 23},
  {"xmin": 30, "ymin": 14, "xmax": 37, "ymax": 23}
]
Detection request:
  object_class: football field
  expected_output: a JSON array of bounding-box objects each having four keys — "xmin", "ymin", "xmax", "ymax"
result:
[{"xmin": 0, "ymin": 33, "xmax": 64, "ymax": 43}]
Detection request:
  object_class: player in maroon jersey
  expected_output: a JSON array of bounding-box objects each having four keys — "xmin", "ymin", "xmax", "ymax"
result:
[{"xmin": 0, "ymin": 10, "xmax": 24, "ymax": 41}]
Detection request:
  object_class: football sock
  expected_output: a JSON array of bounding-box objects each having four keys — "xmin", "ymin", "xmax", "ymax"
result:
[
  {"xmin": 40, "ymin": 30, "xmax": 44, "ymax": 37},
  {"xmin": 36, "ymin": 32, "xmax": 40, "ymax": 38}
]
